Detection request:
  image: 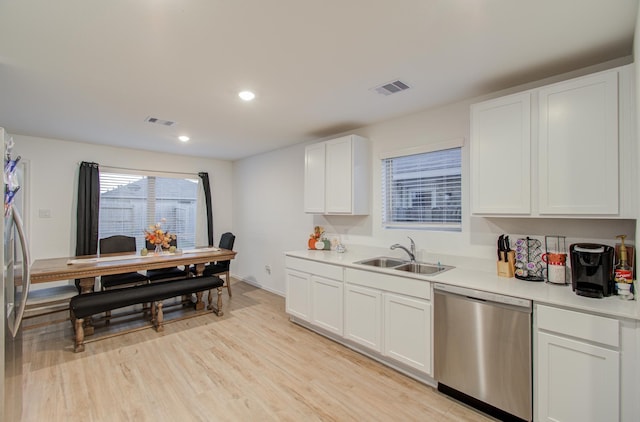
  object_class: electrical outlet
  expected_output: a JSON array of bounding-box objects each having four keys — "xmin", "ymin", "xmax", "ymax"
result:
[{"xmin": 265, "ymin": 265, "xmax": 271, "ymax": 275}]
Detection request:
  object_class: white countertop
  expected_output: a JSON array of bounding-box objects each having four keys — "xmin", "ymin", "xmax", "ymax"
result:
[{"xmin": 285, "ymin": 249, "xmax": 640, "ymax": 321}]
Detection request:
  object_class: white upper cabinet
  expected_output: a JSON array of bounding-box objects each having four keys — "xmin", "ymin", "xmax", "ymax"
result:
[
  {"xmin": 538, "ymin": 71, "xmax": 618, "ymax": 214},
  {"xmin": 304, "ymin": 135, "xmax": 370, "ymax": 215},
  {"xmin": 470, "ymin": 65, "xmax": 634, "ymax": 218},
  {"xmin": 471, "ymin": 92, "xmax": 532, "ymax": 214}
]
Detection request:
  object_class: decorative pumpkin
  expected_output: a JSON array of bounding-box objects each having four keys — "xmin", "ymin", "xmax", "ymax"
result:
[
  {"xmin": 323, "ymin": 239, "xmax": 331, "ymax": 250},
  {"xmin": 308, "ymin": 237, "xmax": 316, "ymax": 250}
]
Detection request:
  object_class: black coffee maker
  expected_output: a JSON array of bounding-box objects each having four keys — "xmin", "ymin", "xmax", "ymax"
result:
[{"xmin": 570, "ymin": 243, "xmax": 615, "ymax": 298}]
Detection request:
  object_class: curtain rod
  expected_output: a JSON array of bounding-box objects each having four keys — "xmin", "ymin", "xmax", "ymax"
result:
[{"xmin": 82, "ymin": 162, "xmax": 201, "ymax": 178}]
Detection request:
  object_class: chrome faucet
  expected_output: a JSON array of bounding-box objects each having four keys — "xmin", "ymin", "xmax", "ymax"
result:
[{"xmin": 390, "ymin": 236, "xmax": 416, "ymax": 262}]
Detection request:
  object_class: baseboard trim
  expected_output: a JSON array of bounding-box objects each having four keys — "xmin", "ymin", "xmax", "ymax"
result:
[{"xmin": 231, "ymin": 274, "xmax": 285, "ymax": 297}]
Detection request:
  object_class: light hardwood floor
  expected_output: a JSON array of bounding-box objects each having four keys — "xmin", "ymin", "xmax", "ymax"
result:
[{"xmin": 21, "ymin": 279, "xmax": 492, "ymax": 422}]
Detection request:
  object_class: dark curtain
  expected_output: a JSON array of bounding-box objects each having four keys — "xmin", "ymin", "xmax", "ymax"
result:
[
  {"xmin": 199, "ymin": 172, "xmax": 214, "ymax": 246},
  {"xmin": 75, "ymin": 161, "xmax": 100, "ymax": 290}
]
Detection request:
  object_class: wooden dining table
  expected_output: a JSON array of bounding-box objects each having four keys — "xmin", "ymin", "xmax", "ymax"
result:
[
  {"xmin": 31, "ymin": 247, "xmax": 236, "ymax": 289},
  {"xmin": 30, "ymin": 247, "xmax": 237, "ymax": 334}
]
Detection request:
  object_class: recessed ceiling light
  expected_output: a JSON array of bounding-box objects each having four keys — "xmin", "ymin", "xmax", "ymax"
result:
[
  {"xmin": 238, "ymin": 90, "xmax": 256, "ymax": 101},
  {"xmin": 178, "ymin": 135, "xmax": 190, "ymax": 142}
]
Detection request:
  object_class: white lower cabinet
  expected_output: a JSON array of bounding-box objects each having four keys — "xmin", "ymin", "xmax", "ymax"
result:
[
  {"xmin": 537, "ymin": 332, "xmax": 619, "ymax": 422},
  {"xmin": 285, "ymin": 256, "xmax": 344, "ymax": 333},
  {"xmin": 344, "ymin": 268, "xmax": 433, "ymax": 376},
  {"xmin": 286, "ymin": 260, "xmax": 434, "ymax": 378},
  {"xmin": 311, "ymin": 276, "xmax": 343, "ymax": 336},
  {"xmin": 285, "ymin": 269, "xmax": 311, "ymax": 322},
  {"xmin": 344, "ymin": 284, "xmax": 383, "ymax": 352},
  {"xmin": 384, "ymin": 293, "xmax": 431, "ymax": 374},
  {"xmin": 535, "ymin": 304, "xmax": 624, "ymax": 422}
]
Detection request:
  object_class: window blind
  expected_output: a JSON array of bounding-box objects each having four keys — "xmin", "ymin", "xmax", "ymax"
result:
[
  {"xmin": 382, "ymin": 147, "xmax": 462, "ymax": 229},
  {"xmin": 98, "ymin": 171, "xmax": 200, "ymax": 251}
]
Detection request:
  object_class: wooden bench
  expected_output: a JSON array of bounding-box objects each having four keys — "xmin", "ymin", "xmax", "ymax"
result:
[{"xmin": 69, "ymin": 276, "xmax": 224, "ymax": 352}]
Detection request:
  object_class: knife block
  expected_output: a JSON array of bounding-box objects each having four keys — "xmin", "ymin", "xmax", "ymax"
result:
[{"xmin": 497, "ymin": 251, "xmax": 515, "ymax": 278}]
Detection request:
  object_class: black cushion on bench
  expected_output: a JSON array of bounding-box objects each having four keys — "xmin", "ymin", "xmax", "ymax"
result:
[{"xmin": 70, "ymin": 276, "xmax": 224, "ymax": 319}]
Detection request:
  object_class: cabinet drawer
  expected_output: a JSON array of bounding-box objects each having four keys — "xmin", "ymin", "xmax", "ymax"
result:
[
  {"xmin": 344, "ymin": 268, "xmax": 430, "ymax": 300},
  {"xmin": 536, "ymin": 304, "xmax": 619, "ymax": 348},
  {"xmin": 285, "ymin": 256, "xmax": 343, "ymax": 281}
]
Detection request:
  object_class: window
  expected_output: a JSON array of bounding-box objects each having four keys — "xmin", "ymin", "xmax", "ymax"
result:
[
  {"xmin": 98, "ymin": 171, "xmax": 200, "ymax": 251},
  {"xmin": 382, "ymin": 146, "xmax": 462, "ymax": 230}
]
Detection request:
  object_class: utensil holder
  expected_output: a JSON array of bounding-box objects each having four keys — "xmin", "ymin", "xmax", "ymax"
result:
[
  {"xmin": 497, "ymin": 251, "xmax": 515, "ymax": 278},
  {"xmin": 544, "ymin": 235, "xmax": 568, "ymax": 285}
]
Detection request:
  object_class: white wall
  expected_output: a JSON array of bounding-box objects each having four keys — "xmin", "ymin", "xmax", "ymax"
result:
[
  {"xmin": 232, "ymin": 144, "xmax": 312, "ymax": 294},
  {"xmin": 12, "ymin": 135, "xmax": 233, "ymax": 264},
  {"xmin": 233, "ymin": 60, "xmax": 637, "ymax": 296}
]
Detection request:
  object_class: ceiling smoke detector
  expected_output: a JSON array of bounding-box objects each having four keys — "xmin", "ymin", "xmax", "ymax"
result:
[
  {"xmin": 371, "ymin": 79, "xmax": 411, "ymax": 96},
  {"xmin": 144, "ymin": 116, "xmax": 176, "ymax": 127}
]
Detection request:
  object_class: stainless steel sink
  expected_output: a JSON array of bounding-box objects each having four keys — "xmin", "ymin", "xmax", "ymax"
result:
[
  {"xmin": 394, "ymin": 262, "xmax": 453, "ymax": 275},
  {"xmin": 355, "ymin": 257, "xmax": 454, "ymax": 276},
  {"xmin": 355, "ymin": 257, "xmax": 407, "ymax": 268}
]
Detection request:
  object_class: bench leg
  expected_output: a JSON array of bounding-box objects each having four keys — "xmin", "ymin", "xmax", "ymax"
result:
[
  {"xmin": 154, "ymin": 301, "xmax": 164, "ymax": 332},
  {"xmin": 78, "ymin": 277, "xmax": 96, "ymax": 335},
  {"xmin": 208, "ymin": 287, "xmax": 224, "ymax": 316},
  {"xmin": 74, "ymin": 318, "xmax": 85, "ymax": 353},
  {"xmin": 195, "ymin": 291, "xmax": 205, "ymax": 311},
  {"xmin": 150, "ymin": 299, "xmax": 156, "ymax": 322},
  {"xmin": 83, "ymin": 317, "xmax": 95, "ymax": 336}
]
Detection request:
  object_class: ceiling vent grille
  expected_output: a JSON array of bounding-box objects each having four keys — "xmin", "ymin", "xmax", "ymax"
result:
[
  {"xmin": 372, "ymin": 79, "xmax": 411, "ymax": 96},
  {"xmin": 144, "ymin": 116, "xmax": 176, "ymax": 126}
]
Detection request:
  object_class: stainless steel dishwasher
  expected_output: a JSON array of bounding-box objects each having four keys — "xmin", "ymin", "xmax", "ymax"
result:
[{"xmin": 434, "ymin": 283, "xmax": 532, "ymax": 422}]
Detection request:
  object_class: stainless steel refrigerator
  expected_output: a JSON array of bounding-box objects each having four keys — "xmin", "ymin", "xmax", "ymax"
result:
[{"xmin": 1, "ymin": 127, "xmax": 31, "ymax": 421}]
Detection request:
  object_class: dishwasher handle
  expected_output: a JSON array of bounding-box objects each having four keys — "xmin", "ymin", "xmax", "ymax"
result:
[{"xmin": 434, "ymin": 283, "xmax": 531, "ymax": 311}]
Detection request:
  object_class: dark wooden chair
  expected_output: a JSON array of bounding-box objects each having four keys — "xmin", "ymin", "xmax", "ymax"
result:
[
  {"xmin": 197, "ymin": 232, "xmax": 236, "ymax": 296},
  {"xmin": 145, "ymin": 238, "xmax": 189, "ymax": 282},
  {"xmin": 99, "ymin": 235, "xmax": 150, "ymax": 323},
  {"xmin": 99, "ymin": 235, "xmax": 149, "ymax": 290}
]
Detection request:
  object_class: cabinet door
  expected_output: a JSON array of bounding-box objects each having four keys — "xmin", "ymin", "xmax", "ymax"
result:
[
  {"xmin": 470, "ymin": 92, "xmax": 531, "ymax": 214},
  {"xmin": 304, "ymin": 142, "xmax": 326, "ymax": 213},
  {"xmin": 325, "ymin": 136, "xmax": 353, "ymax": 213},
  {"xmin": 285, "ymin": 269, "xmax": 311, "ymax": 321},
  {"xmin": 344, "ymin": 284, "xmax": 382, "ymax": 352},
  {"xmin": 384, "ymin": 293, "xmax": 432, "ymax": 374},
  {"xmin": 538, "ymin": 71, "xmax": 618, "ymax": 214},
  {"xmin": 311, "ymin": 276, "xmax": 343, "ymax": 336},
  {"xmin": 537, "ymin": 331, "xmax": 619, "ymax": 422}
]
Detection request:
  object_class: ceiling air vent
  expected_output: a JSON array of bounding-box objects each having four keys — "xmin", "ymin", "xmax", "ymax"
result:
[
  {"xmin": 372, "ymin": 79, "xmax": 411, "ymax": 96},
  {"xmin": 144, "ymin": 116, "xmax": 176, "ymax": 127}
]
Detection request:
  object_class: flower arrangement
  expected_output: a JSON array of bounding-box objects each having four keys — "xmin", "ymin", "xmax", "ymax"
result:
[{"xmin": 144, "ymin": 219, "xmax": 176, "ymax": 249}]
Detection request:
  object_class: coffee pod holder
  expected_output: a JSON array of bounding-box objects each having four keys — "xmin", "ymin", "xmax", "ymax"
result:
[{"xmin": 514, "ymin": 237, "xmax": 544, "ymax": 282}]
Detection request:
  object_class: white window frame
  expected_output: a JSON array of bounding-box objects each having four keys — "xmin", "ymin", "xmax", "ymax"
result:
[{"xmin": 381, "ymin": 139, "xmax": 463, "ymax": 231}]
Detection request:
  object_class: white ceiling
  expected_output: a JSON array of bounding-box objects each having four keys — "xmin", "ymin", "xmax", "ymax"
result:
[{"xmin": 0, "ymin": 0, "xmax": 638, "ymax": 161}]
